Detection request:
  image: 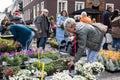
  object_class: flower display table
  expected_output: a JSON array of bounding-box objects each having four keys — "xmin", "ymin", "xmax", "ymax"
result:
[{"xmin": 98, "ymin": 50, "xmax": 120, "ymax": 72}]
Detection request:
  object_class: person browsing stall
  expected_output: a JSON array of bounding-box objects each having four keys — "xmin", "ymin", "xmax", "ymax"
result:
[
  {"xmin": 5, "ymin": 22, "xmax": 35, "ymax": 50},
  {"xmin": 64, "ymin": 18, "xmax": 103, "ymax": 68}
]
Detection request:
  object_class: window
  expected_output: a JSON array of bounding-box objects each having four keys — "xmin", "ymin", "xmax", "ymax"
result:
[
  {"xmin": 41, "ymin": 1, "xmax": 44, "ymax": 11},
  {"xmin": 75, "ymin": 1, "xmax": 85, "ymax": 11},
  {"xmin": 106, "ymin": 3, "xmax": 114, "ymax": 11},
  {"xmin": 28, "ymin": 9, "xmax": 30, "ymax": 20},
  {"xmin": 37, "ymin": 4, "xmax": 40, "ymax": 16},
  {"xmin": 33, "ymin": 6, "xmax": 36, "ymax": 19},
  {"xmin": 57, "ymin": 0, "xmax": 67, "ymax": 13}
]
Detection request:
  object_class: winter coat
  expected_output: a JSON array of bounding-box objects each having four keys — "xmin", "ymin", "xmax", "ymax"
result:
[
  {"xmin": 10, "ymin": 16, "xmax": 25, "ymax": 24},
  {"xmin": 80, "ymin": 16, "xmax": 93, "ymax": 24},
  {"xmin": 111, "ymin": 16, "xmax": 120, "ymax": 38},
  {"xmin": 101, "ymin": 10, "xmax": 112, "ymax": 29},
  {"xmin": 34, "ymin": 14, "xmax": 50, "ymax": 38},
  {"xmin": 73, "ymin": 22, "xmax": 103, "ymax": 62},
  {"xmin": 9, "ymin": 24, "xmax": 34, "ymax": 46}
]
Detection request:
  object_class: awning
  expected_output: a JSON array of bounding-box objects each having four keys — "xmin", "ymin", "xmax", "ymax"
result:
[{"xmin": 70, "ymin": 8, "xmax": 102, "ymax": 15}]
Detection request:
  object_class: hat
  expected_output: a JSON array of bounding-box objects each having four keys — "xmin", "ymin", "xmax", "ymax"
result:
[{"xmin": 42, "ymin": 9, "xmax": 49, "ymax": 13}]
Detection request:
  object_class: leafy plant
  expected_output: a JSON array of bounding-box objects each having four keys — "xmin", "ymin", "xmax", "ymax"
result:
[
  {"xmin": 20, "ymin": 54, "xmax": 30, "ymax": 62},
  {"xmin": 41, "ymin": 52, "xmax": 59, "ymax": 60},
  {"xmin": 29, "ymin": 53, "xmax": 38, "ymax": 58},
  {"xmin": 1, "ymin": 54, "xmax": 9, "ymax": 61},
  {"xmin": 7, "ymin": 45, "xmax": 16, "ymax": 52},
  {"xmin": 2, "ymin": 66, "xmax": 20, "ymax": 77},
  {"xmin": 33, "ymin": 59, "xmax": 69, "ymax": 76},
  {"xmin": 33, "ymin": 62, "xmax": 56, "ymax": 75},
  {"xmin": 0, "ymin": 38, "xmax": 21, "ymax": 52}
]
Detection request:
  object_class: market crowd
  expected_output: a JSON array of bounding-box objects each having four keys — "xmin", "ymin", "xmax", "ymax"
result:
[{"xmin": 1, "ymin": 7, "xmax": 120, "ymax": 68}]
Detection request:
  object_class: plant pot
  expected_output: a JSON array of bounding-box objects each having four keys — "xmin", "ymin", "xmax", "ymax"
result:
[{"xmin": 20, "ymin": 62, "xmax": 26, "ymax": 69}]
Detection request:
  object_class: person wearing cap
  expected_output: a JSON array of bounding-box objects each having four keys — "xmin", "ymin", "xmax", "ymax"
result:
[
  {"xmin": 64, "ymin": 18, "xmax": 103, "ymax": 68},
  {"xmin": 11, "ymin": 10, "xmax": 25, "ymax": 24},
  {"xmin": 34, "ymin": 9, "xmax": 50, "ymax": 49},
  {"xmin": 5, "ymin": 22, "xmax": 35, "ymax": 50}
]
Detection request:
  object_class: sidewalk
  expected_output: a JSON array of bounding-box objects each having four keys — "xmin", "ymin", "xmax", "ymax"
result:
[{"xmin": 100, "ymin": 71, "xmax": 120, "ymax": 80}]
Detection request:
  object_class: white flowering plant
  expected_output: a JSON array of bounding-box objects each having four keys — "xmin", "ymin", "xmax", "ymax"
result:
[
  {"xmin": 75, "ymin": 60, "xmax": 105, "ymax": 75},
  {"xmin": 82, "ymin": 63, "xmax": 93, "ymax": 74},
  {"xmin": 91, "ymin": 62, "xmax": 105, "ymax": 74},
  {"xmin": 9, "ymin": 69, "xmax": 47, "ymax": 80},
  {"xmin": 52, "ymin": 70, "xmax": 86, "ymax": 80},
  {"xmin": 75, "ymin": 60, "xmax": 85, "ymax": 72},
  {"xmin": 52, "ymin": 70, "xmax": 73, "ymax": 80}
]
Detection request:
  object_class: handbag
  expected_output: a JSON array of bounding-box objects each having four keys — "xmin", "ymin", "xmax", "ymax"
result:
[
  {"xmin": 105, "ymin": 33, "xmax": 112, "ymax": 44},
  {"xmin": 92, "ymin": 23, "xmax": 108, "ymax": 34}
]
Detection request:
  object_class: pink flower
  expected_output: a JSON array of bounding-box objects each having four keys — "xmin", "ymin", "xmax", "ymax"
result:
[{"xmin": 7, "ymin": 70, "xmax": 13, "ymax": 77}]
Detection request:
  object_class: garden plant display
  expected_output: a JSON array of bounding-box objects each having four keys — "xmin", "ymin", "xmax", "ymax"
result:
[
  {"xmin": 52, "ymin": 60, "xmax": 105, "ymax": 80},
  {"xmin": 0, "ymin": 38, "xmax": 21, "ymax": 52},
  {"xmin": 98, "ymin": 50, "xmax": 120, "ymax": 71}
]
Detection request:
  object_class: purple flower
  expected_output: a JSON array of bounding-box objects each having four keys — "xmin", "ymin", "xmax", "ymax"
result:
[
  {"xmin": 9, "ymin": 52, "xmax": 16, "ymax": 57},
  {"xmin": 0, "ymin": 52, "xmax": 5, "ymax": 57}
]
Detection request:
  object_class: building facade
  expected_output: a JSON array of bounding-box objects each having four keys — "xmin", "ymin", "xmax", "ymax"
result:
[{"xmin": 22, "ymin": 0, "xmax": 120, "ymax": 23}]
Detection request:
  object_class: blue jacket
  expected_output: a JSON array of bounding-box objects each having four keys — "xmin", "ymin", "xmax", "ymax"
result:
[
  {"xmin": 9, "ymin": 24, "xmax": 33, "ymax": 46},
  {"xmin": 57, "ymin": 16, "xmax": 68, "ymax": 27}
]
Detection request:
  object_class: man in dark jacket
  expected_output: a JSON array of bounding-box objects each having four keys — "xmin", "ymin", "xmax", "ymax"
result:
[
  {"xmin": 34, "ymin": 9, "xmax": 50, "ymax": 49},
  {"xmin": 101, "ymin": 7, "xmax": 112, "ymax": 50},
  {"xmin": 64, "ymin": 18, "xmax": 103, "ymax": 68}
]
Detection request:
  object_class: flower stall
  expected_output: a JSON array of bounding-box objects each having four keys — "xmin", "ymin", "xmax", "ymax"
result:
[
  {"xmin": 98, "ymin": 50, "xmax": 120, "ymax": 72},
  {"xmin": 0, "ymin": 46, "xmax": 105, "ymax": 80},
  {"xmin": 0, "ymin": 38, "xmax": 21, "ymax": 53},
  {"xmin": 52, "ymin": 60, "xmax": 105, "ymax": 80},
  {"xmin": 0, "ymin": 49, "xmax": 70, "ymax": 79}
]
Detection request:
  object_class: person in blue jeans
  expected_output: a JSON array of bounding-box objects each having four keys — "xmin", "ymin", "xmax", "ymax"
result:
[
  {"xmin": 64, "ymin": 18, "xmax": 103, "ymax": 68},
  {"xmin": 34, "ymin": 9, "xmax": 50, "ymax": 49},
  {"xmin": 5, "ymin": 22, "xmax": 35, "ymax": 50},
  {"xmin": 111, "ymin": 9, "xmax": 120, "ymax": 51}
]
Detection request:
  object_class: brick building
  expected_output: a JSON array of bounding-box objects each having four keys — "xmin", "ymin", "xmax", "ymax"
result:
[{"xmin": 22, "ymin": 0, "xmax": 120, "ymax": 23}]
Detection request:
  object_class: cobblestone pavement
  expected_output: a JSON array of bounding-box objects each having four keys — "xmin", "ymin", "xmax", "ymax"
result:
[{"xmin": 99, "ymin": 71, "xmax": 120, "ymax": 80}]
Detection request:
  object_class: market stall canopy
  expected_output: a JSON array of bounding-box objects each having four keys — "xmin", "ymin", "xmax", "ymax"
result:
[{"xmin": 70, "ymin": 8, "xmax": 102, "ymax": 15}]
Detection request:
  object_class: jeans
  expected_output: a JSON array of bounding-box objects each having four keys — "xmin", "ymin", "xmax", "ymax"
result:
[
  {"xmin": 22, "ymin": 31, "xmax": 35, "ymax": 50},
  {"xmin": 112, "ymin": 38, "xmax": 120, "ymax": 51},
  {"xmin": 38, "ymin": 37, "xmax": 47, "ymax": 49},
  {"xmin": 87, "ymin": 49, "xmax": 98, "ymax": 62}
]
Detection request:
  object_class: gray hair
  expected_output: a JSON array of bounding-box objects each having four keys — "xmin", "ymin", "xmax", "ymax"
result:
[
  {"xmin": 41, "ymin": 9, "xmax": 49, "ymax": 15},
  {"xmin": 64, "ymin": 18, "xmax": 76, "ymax": 29},
  {"xmin": 81, "ymin": 11, "xmax": 87, "ymax": 17}
]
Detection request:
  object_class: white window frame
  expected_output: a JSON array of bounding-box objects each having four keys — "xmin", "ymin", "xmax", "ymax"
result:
[
  {"xmin": 37, "ymin": 4, "xmax": 40, "ymax": 16},
  {"xmin": 106, "ymin": 3, "xmax": 114, "ymax": 12},
  {"xmin": 33, "ymin": 6, "xmax": 36, "ymax": 19},
  {"xmin": 41, "ymin": 1, "xmax": 44, "ymax": 11},
  {"xmin": 75, "ymin": 1, "xmax": 85, "ymax": 11},
  {"xmin": 57, "ymin": 0, "xmax": 68, "ymax": 13},
  {"xmin": 28, "ymin": 9, "xmax": 30, "ymax": 20}
]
